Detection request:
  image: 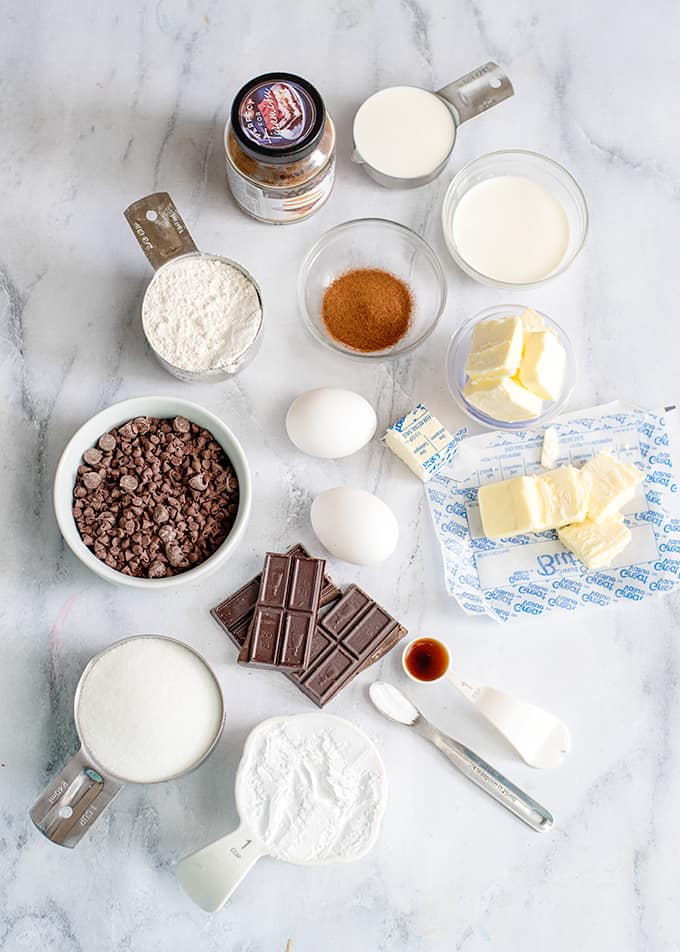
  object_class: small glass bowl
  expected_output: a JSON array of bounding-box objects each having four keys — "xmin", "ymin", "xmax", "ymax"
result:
[
  {"xmin": 298, "ymin": 218, "xmax": 447, "ymax": 360},
  {"xmin": 446, "ymin": 304, "xmax": 576, "ymax": 431},
  {"xmin": 441, "ymin": 150, "xmax": 588, "ymax": 290}
]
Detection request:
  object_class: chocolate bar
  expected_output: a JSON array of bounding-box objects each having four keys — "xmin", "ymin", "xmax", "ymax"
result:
[
  {"xmin": 211, "ymin": 543, "xmax": 341, "ymax": 649},
  {"xmin": 286, "ymin": 585, "xmax": 407, "ymax": 707},
  {"xmin": 238, "ymin": 552, "xmax": 325, "ymax": 669}
]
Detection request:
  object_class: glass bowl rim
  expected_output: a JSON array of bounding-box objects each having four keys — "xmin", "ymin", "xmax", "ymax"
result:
[
  {"xmin": 297, "ymin": 217, "xmax": 448, "ymax": 361},
  {"xmin": 441, "ymin": 149, "xmax": 589, "ymax": 290}
]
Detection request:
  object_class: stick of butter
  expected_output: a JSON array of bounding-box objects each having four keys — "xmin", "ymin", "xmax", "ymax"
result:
[
  {"xmin": 464, "ymin": 316, "xmax": 524, "ymax": 379},
  {"xmin": 518, "ymin": 331, "xmax": 566, "ymax": 401},
  {"xmin": 582, "ymin": 452, "xmax": 643, "ymax": 522},
  {"xmin": 464, "ymin": 375, "xmax": 543, "ymax": 422},
  {"xmin": 385, "ymin": 404, "xmax": 465, "ymax": 481},
  {"xmin": 478, "ymin": 465, "xmax": 590, "ymax": 539},
  {"xmin": 558, "ymin": 518, "xmax": 631, "ymax": 569}
]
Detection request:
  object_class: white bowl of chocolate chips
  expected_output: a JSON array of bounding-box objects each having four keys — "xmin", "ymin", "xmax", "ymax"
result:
[{"xmin": 54, "ymin": 397, "xmax": 251, "ymax": 588}]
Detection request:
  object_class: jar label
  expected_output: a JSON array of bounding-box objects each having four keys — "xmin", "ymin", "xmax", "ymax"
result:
[
  {"xmin": 226, "ymin": 156, "xmax": 335, "ymax": 223},
  {"xmin": 238, "ymin": 80, "xmax": 316, "ymax": 149}
]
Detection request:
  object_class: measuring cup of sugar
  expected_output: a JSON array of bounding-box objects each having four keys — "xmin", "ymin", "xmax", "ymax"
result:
[
  {"xmin": 351, "ymin": 62, "xmax": 513, "ymax": 189},
  {"xmin": 124, "ymin": 192, "xmax": 264, "ymax": 382},
  {"xmin": 30, "ymin": 635, "xmax": 225, "ymax": 848},
  {"xmin": 176, "ymin": 714, "xmax": 387, "ymax": 913}
]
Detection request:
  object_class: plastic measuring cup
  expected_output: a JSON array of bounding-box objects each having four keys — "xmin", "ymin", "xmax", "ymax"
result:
[
  {"xmin": 176, "ymin": 713, "xmax": 387, "ymax": 913},
  {"xmin": 402, "ymin": 637, "xmax": 571, "ymax": 769},
  {"xmin": 30, "ymin": 635, "xmax": 225, "ymax": 847}
]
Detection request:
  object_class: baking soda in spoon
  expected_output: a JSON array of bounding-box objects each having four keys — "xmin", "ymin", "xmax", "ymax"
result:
[{"xmin": 402, "ymin": 638, "xmax": 571, "ymax": 768}]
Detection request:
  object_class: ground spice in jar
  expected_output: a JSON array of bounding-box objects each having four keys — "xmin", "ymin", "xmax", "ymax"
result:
[{"xmin": 321, "ymin": 268, "xmax": 413, "ymax": 352}]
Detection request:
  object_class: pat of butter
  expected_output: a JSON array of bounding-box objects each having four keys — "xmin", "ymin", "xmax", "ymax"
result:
[
  {"xmin": 520, "ymin": 307, "xmax": 545, "ymax": 332},
  {"xmin": 464, "ymin": 316, "xmax": 524, "ymax": 379},
  {"xmin": 385, "ymin": 403, "xmax": 465, "ymax": 481},
  {"xmin": 464, "ymin": 375, "xmax": 543, "ymax": 422},
  {"xmin": 518, "ymin": 330, "xmax": 566, "ymax": 401},
  {"xmin": 582, "ymin": 452, "xmax": 643, "ymax": 523},
  {"xmin": 558, "ymin": 518, "xmax": 631, "ymax": 569},
  {"xmin": 478, "ymin": 465, "xmax": 590, "ymax": 539},
  {"xmin": 541, "ymin": 426, "xmax": 559, "ymax": 468}
]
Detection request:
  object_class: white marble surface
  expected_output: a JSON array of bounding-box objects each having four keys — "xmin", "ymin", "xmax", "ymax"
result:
[{"xmin": 2, "ymin": 1, "xmax": 680, "ymax": 949}]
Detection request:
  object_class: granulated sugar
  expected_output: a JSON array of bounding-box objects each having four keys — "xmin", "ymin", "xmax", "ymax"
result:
[
  {"xmin": 77, "ymin": 636, "xmax": 223, "ymax": 783},
  {"xmin": 238, "ymin": 716, "xmax": 384, "ymax": 864},
  {"xmin": 142, "ymin": 255, "xmax": 261, "ymax": 373}
]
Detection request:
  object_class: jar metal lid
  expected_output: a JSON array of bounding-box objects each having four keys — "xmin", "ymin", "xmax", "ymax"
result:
[{"xmin": 230, "ymin": 72, "xmax": 326, "ymax": 165}]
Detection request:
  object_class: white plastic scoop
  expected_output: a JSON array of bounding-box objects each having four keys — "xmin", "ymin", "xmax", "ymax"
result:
[
  {"xmin": 402, "ymin": 637, "xmax": 571, "ymax": 768},
  {"xmin": 176, "ymin": 713, "xmax": 387, "ymax": 913}
]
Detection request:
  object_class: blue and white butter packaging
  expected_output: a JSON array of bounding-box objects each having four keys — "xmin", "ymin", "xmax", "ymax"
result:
[
  {"xmin": 385, "ymin": 404, "xmax": 467, "ymax": 481},
  {"xmin": 425, "ymin": 404, "xmax": 680, "ymax": 623}
]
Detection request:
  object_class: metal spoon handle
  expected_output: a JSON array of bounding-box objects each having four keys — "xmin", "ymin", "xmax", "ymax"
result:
[{"xmin": 419, "ymin": 722, "xmax": 553, "ymax": 832}]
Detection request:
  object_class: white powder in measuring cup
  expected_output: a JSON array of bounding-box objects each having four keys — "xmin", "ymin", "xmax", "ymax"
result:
[
  {"xmin": 142, "ymin": 255, "xmax": 261, "ymax": 373},
  {"xmin": 76, "ymin": 636, "xmax": 223, "ymax": 784},
  {"xmin": 238, "ymin": 717, "xmax": 384, "ymax": 864}
]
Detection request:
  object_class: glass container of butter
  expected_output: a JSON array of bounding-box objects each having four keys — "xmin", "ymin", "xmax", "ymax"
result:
[{"xmin": 446, "ymin": 304, "xmax": 576, "ymax": 431}]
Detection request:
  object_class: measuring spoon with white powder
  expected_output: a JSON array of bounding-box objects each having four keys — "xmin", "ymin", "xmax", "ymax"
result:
[
  {"xmin": 176, "ymin": 714, "xmax": 387, "ymax": 913},
  {"xmin": 30, "ymin": 635, "xmax": 225, "ymax": 848},
  {"xmin": 124, "ymin": 192, "xmax": 263, "ymax": 382}
]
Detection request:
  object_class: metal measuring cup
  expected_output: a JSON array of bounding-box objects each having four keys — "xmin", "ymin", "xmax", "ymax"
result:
[
  {"xmin": 30, "ymin": 634, "xmax": 226, "ymax": 848},
  {"xmin": 124, "ymin": 192, "xmax": 264, "ymax": 382},
  {"xmin": 351, "ymin": 61, "xmax": 514, "ymax": 188}
]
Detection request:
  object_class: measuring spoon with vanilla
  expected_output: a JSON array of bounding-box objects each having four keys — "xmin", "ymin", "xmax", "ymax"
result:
[{"xmin": 402, "ymin": 637, "xmax": 571, "ymax": 769}]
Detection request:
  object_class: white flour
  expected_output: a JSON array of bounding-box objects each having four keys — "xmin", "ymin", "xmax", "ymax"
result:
[
  {"xmin": 238, "ymin": 717, "xmax": 384, "ymax": 864},
  {"xmin": 142, "ymin": 255, "xmax": 261, "ymax": 373}
]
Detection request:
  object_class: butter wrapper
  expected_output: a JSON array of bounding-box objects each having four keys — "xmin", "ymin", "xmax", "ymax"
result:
[{"xmin": 425, "ymin": 403, "xmax": 680, "ymax": 623}]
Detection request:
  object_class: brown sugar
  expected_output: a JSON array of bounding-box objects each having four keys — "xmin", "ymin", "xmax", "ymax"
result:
[{"xmin": 321, "ymin": 268, "xmax": 413, "ymax": 352}]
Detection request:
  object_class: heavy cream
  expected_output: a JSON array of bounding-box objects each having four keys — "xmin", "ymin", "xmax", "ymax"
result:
[{"xmin": 452, "ymin": 175, "xmax": 570, "ymax": 283}]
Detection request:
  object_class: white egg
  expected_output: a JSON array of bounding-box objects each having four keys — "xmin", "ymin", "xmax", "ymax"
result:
[
  {"xmin": 311, "ymin": 487, "xmax": 399, "ymax": 565},
  {"xmin": 285, "ymin": 388, "xmax": 377, "ymax": 459}
]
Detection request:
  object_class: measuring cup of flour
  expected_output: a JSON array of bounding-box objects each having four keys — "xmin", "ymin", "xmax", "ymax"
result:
[
  {"xmin": 176, "ymin": 714, "xmax": 387, "ymax": 912},
  {"xmin": 30, "ymin": 635, "xmax": 225, "ymax": 848},
  {"xmin": 124, "ymin": 192, "xmax": 264, "ymax": 382},
  {"xmin": 352, "ymin": 62, "xmax": 513, "ymax": 188}
]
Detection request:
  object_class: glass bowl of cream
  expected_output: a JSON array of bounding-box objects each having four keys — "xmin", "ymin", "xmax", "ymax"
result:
[
  {"xmin": 446, "ymin": 304, "xmax": 577, "ymax": 430},
  {"xmin": 442, "ymin": 150, "xmax": 588, "ymax": 289}
]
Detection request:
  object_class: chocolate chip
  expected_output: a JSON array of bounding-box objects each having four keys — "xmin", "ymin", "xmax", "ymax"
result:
[
  {"xmin": 118, "ymin": 422, "xmax": 137, "ymax": 442},
  {"xmin": 173, "ymin": 416, "xmax": 191, "ymax": 433},
  {"xmin": 83, "ymin": 472, "xmax": 102, "ymax": 490},
  {"xmin": 120, "ymin": 475, "xmax": 139, "ymax": 492},
  {"xmin": 133, "ymin": 417, "xmax": 150, "ymax": 434},
  {"xmin": 83, "ymin": 448, "xmax": 103, "ymax": 466},
  {"xmin": 189, "ymin": 475, "xmax": 208, "ymax": 491},
  {"xmin": 153, "ymin": 505, "xmax": 169, "ymax": 524},
  {"xmin": 148, "ymin": 561, "xmax": 167, "ymax": 578},
  {"xmin": 98, "ymin": 433, "xmax": 116, "ymax": 451}
]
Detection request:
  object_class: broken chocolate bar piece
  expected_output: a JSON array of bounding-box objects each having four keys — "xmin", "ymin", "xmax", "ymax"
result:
[
  {"xmin": 238, "ymin": 552, "xmax": 325, "ymax": 670},
  {"xmin": 211, "ymin": 543, "xmax": 341, "ymax": 648},
  {"xmin": 286, "ymin": 585, "xmax": 407, "ymax": 707}
]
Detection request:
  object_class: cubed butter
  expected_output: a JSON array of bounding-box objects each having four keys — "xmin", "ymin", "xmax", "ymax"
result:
[
  {"xmin": 541, "ymin": 426, "xmax": 559, "ymax": 469},
  {"xmin": 464, "ymin": 316, "xmax": 524, "ymax": 379},
  {"xmin": 582, "ymin": 452, "xmax": 643, "ymax": 523},
  {"xmin": 478, "ymin": 465, "xmax": 590, "ymax": 539},
  {"xmin": 518, "ymin": 330, "xmax": 566, "ymax": 401},
  {"xmin": 558, "ymin": 518, "xmax": 631, "ymax": 569},
  {"xmin": 464, "ymin": 375, "xmax": 543, "ymax": 422},
  {"xmin": 519, "ymin": 307, "xmax": 545, "ymax": 333},
  {"xmin": 478, "ymin": 476, "xmax": 544, "ymax": 539},
  {"xmin": 385, "ymin": 404, "xmax": 465, "ymax": 481}
]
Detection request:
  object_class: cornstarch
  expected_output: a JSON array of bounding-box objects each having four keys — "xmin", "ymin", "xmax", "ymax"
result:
[
  {"xmin": 239, "ymin": 717, "xmax": 384, "ymax": 864},
  {"xmin": 142, "ymin": 255, "xmax": 261, "ymax": 373}
]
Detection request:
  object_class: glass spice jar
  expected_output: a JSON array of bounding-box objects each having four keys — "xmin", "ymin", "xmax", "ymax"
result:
[{"xmin": 224, "ymin": 72, "xmax": 336, "ymax": 225}]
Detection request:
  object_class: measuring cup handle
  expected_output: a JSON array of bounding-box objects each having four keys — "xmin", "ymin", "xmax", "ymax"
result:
[
  {"xmin": 29, "ymin": 748, "xmax": 124, "ymax": 848},
  {"xmin": 175, "ymin": 822, "xmax": 266, "ymax": 913},
  {"xmin": 436, "ymin": 62, "xmax": 513, "ymax": 125},
  {"xmin": 124, "ymin": 192, "xmax": 199, "ymax": 270}
]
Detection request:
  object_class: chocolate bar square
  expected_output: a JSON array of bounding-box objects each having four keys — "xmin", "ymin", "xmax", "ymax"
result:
[{"xmin": 238, "ymin": 552, "xmax": 325, "ymax": 669}]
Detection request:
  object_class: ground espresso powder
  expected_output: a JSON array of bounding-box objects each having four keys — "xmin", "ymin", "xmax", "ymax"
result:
[{"xmin": 321, "ymin": 268, "xmax": 413, "ymax": 352}]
